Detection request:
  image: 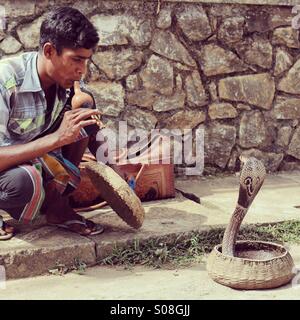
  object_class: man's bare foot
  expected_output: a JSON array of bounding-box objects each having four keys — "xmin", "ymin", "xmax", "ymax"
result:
[
  {"xmin": 47, "ymin": 210, "xmax": 103, "ymax": 236},
  {"xmin": 43, "ymin": 182, "xmax": 103, "ymax": 236}
]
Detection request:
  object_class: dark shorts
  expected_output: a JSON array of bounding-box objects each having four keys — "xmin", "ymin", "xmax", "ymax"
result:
[{"xmin": 0, "ymin": 164, "xmax": 44, "ymax": 224}]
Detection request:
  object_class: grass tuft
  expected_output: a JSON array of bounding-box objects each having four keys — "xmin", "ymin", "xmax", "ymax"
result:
[{"xmin": 97, "ymin": 220, "xmax": 300, "ymax": 269}]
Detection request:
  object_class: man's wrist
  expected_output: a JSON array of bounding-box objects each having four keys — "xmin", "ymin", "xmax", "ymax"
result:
[{"xmin": 46, "ymin": 132, "xmax": 62, "ymax": 149}]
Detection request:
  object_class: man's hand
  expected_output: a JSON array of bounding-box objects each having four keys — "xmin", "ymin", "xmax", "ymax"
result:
[
  {"xmin": 51, "ymin": 108, "xmax": 100, "ymax": 147},
  {"xmin": 0, "ymin": 105, "xmax": 101, "ymax": 173}
]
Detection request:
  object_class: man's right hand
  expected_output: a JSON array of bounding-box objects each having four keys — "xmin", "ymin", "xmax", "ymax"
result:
[{"xmin": 51, "ymin": 108, "xmax": 100, "ymax": 147}]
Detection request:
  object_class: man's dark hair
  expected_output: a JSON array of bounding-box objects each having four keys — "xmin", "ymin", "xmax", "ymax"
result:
[{"xmin": 39, "ymin": 7, "xmax": 99, "ymax": 54}]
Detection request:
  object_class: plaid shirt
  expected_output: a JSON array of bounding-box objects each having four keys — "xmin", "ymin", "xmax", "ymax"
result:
[
  {"xmin": 0, "ymin": 52, "xmax": 94, "ymax": 209},
  {"xmin": 0, "ymin": 51, "xmax": 70, "ymax": 147}
]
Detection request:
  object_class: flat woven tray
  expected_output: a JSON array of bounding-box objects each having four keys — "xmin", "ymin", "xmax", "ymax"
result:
[{"xmin": 84, "ymin": 161, "xmax": 145, "ymax": 229}]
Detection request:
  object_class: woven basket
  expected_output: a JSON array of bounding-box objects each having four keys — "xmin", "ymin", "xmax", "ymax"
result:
[{"xmin": 207, "ymin": 240, "xmax": 295, "ymax": 290}]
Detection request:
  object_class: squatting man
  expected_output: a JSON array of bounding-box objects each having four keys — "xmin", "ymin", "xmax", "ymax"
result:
[{"xmin": 0, "ymin": 7, "xmax": 110, "ymax": 239}]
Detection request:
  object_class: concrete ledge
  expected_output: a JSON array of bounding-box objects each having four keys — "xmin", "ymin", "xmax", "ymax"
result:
[
  {"xmin": 88, "ymin": 201, "xmax": 209, "ymax": 260},
  {"xmin": 0, "ymin": 225, "xmax": 97, "ymax": 279}
]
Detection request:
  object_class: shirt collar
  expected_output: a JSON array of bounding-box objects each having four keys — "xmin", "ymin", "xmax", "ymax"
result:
[
  {"xmin": 19, "ymin": 52, "xmax": 43, "ymax": 93},
  {"xmin": 19, "ymin": 52, "xmax": 69, "ymax": 103}
]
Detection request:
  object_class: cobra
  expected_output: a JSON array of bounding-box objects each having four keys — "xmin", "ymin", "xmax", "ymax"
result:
[
  {"xmin": 222, "ymin": 157, "xmax": 266, "ymax": 256},
  {"xmin": 207, "ymin": 157, "xmax": 295, "ymax": 289}
]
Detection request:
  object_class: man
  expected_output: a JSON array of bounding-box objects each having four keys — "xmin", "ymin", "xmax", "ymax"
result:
[{"xmin": 0, "ymin": 7, "xmax": 106, "ymax": 239}]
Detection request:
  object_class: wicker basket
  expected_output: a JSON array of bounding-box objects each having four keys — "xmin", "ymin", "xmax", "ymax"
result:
[{"xmin": 207, "ymin": 240, "xmax": 295, "ymax": 290}]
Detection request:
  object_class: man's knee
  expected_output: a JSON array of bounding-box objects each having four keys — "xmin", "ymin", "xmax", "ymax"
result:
[{"xmin": 0, "ymin": 165, "xmax": 44, "ymax": 207}]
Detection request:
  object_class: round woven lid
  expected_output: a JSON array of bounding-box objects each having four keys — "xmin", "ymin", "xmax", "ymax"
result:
[{"xmin": 84, "ymin": 161, "xmax": 145, "ymax": 229}]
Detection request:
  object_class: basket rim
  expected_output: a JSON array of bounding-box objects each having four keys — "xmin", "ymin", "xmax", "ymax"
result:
[{"xmin": 212, "ymin": 240, "xmax": 290, "ymax": 262}]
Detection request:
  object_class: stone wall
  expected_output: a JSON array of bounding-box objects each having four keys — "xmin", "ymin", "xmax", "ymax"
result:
[{"xmin": 1, "ymin": 0, "xmax": 300, "ymax": 174}]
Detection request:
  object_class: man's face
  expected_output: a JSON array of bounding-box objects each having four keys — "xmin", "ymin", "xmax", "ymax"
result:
[{"xmin": 49, "ymin": 47, "xmax": 93, "ymax": 88}]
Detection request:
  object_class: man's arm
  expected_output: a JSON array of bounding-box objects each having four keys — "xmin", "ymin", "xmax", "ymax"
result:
[
  {"xmin": 0, "ymin": 133, "xmax": 60, "ymax": 172},
  {"xmin": 0, "ymin": 108, "xmax": 101, "ymax": 173}
]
